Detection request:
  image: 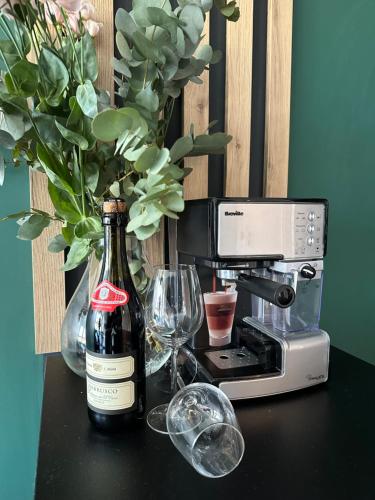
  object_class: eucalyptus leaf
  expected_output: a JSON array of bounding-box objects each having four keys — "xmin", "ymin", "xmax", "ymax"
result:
[
  {"xmin": 135, "ymin": 84, "xmax": 159, "ymax": 112},
  {"xmin": 116, "ymin": 32, "xmax": 132, "ymax": 59},
  {"xmin": 115, "ymin": 8, "xmax": 139, "ymax": 39},
  {"xmin": 62, "ymin": 237, "xmax": 91, "ymax": 272},
  {"xmin": 135, "ymin": 145, "xmax": 169, "ymax": 173},
  {"xmin": 17, "ymin": 213, "xmax": 50, "ymax": 240},
  {"xmin": 134, "ymin": 223, "xmax": 159, "ymax": 240},
  {"xmin": 76, "ymin": 80, "xmax": 98, "ymax": 119},
  {"xmin": 132, "ymin": 31, "xmax": 166, "ymax": 65},
  {"xmin": 162, "ymin": 191, "xmax": 184, "ymax": 212},
  {"xmin": 113, "ymin": 57, "xmax": 132, "ymax": 78},
  {"xmin": 188, "ymin": 132, "xmax": 232, "ymax": 156},
  {"xmin": 48, "ymin": 234, "xmax": 67, "ymax": 253},
  {"xmin": 169, "ymin": 136, "xmax": 193, "ymax": 162},
  {"xmin": 179, "ymin": 5, "xmax": 204, "ymax": 45}
]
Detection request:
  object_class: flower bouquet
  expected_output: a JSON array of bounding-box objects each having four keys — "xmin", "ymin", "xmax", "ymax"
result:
[{"xmin": 0, "ymin": 0, "xmax": 239, "ymax": 270}]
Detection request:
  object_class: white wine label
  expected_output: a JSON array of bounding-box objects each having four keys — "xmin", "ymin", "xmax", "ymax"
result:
[
  {"xmin": 87, "ymin": 377, "xmax": 135, "ymax": 411},
  {"xmin": 86, "ymin": 352, "xmax": 134, "ymax": 380},
  {"xmin": 91, "ymin": 280, "xmax": 129, "ymax": 312}
]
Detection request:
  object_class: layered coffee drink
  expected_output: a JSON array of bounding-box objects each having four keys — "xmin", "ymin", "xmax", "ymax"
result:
[{"xmin": 203, "ymin": 291, "xmax": 238, "ymax": 347}]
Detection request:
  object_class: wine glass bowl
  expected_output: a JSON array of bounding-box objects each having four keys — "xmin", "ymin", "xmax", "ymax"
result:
[
  {"xmin": 145, "ymin": 264, "xmax": 204, "ymax": 349},
  {"xmin": 145, "ymin": 264, "xmax": 204, "ymax": 433}
]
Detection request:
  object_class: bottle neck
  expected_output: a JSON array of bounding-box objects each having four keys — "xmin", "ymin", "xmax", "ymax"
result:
[{"xmin": 102, "ymin": 216, "xmax": 129, "ymax": 280}]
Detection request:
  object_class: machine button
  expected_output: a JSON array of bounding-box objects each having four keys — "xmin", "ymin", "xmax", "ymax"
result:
[
  {"xmin": 308, "ymin": 211, "xmax": 316, "ymax": 221},
  {"xmin": 307, "ymin": 237, "xmax": 314, "ymax": 246},
  {"xmin": 307, "ymin": 224, "xmax": 315, "ymax": 233}
]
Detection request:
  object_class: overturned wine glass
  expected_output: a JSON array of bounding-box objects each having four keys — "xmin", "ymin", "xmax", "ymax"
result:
[{"xmin": 145, "ymin": 264, "xmax": 204, "ymax": 434}]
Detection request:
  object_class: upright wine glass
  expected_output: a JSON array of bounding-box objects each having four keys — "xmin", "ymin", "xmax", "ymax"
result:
[{"xmin": 145, "ymin": 264, "xmax": 204, "ymax": 433}]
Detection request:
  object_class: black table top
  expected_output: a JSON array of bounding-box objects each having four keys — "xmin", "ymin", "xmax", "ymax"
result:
[{"xmin": 35, "ymin": 348, "xmax": 375, "ymax": 500}]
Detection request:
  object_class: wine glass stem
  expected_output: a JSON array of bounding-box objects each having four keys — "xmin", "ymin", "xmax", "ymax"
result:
[{"xmin": 170, "ymin": 347, "xmax": 179, "ymax": 395}]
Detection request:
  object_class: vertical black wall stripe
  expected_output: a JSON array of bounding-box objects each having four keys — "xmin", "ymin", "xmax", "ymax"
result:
[
  {"xmin": 249, "ymin": 0, "xmax": 268, "ymax": 197},
  {"xmin": 208, "ymin": 8, "xmax": 226, "ymax": 198}
]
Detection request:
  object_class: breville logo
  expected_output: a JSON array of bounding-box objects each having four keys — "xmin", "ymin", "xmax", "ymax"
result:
[
  {"xmin": 224, "ymin": 210, "xmax": 244, "ymax": 216},
  {"xmin": 306, "ymin": 374, "xmax": 325, "ymax": 381}
]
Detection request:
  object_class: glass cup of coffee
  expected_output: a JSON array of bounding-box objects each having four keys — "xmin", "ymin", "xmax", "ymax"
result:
[{"xmin": 203, "ymin": 291, "xmax": 238, "ymax": 347}]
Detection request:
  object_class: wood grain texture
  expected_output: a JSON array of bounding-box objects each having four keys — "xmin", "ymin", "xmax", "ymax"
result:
[
  {"xmin": 92, "ymin": 0, "xmax": 114, "ymax": 99},
  {"xmin": 143, "ymin": 218, "xmax": 165, "ymax": 267},
  {"xmin": 183, "ymin": 15, "xmax": 210, "ymax": 200},
  {"xmin": 263, "ymin": 0, "xmax": 293, "ymax": 197},
  {"xmin": 225, "ymin": 0, "xmax": 253, "ymax": 197},
  {"xmin": 30, "ymin": 172, "xmax": 65, "ymax": 354}
]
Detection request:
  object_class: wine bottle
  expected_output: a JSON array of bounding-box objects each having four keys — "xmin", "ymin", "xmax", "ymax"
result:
[{"xmin": 85, "ymin": 198, "xmax": 145, "ymax": 431}]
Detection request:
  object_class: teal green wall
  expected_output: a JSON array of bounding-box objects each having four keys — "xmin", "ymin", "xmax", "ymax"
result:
[
  {"xmin": 289, "ymin": 0, "xmax": 375, "ymax": 364},
  {"xmin": 0, "ymin": 163, "xmax": 44, "ymax": 499}
]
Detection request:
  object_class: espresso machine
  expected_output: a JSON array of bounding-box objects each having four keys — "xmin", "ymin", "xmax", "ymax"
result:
[{"xmin": 177, "ymin": 198, "xmax": 330, "ymax": 399}]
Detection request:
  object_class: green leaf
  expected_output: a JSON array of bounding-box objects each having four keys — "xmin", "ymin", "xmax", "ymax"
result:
[
  {"xmin": 48, "ymin": 234, "xmax": 67, "ymax": 253},
  {"xmin": 116, "ymin": 32, "xmax": 132, "ymax": 59},
  {"xmin": 127, "ymin": 211, "xmax": 148, "ymax": 233},
  {"xmin": 62, "ymin": 224, "xmax": 75, "ymax": 245},
  {"xmin": 0, "ymin": 111, "xmax": 27, "ymax": 141},
  {"xmin": 196, "ymin": 44, "xmax": 213, "ymax": 64},
  {"xmin": 62, "ymin": 237, "xmax": 91, "ymax": 271},
  {"xmin": 84, "ymin": 162, "xmax": 99, "ymax": 192},
  {"xmin": 132, "ymin": 31, "xmax": 166, "ymax": 64},
  {"xmin": 115, "ymin": 8, "xmax": 139, "ymax": 40},
  {"xmin": 213, "ymin": 0, "xmax": 240, "ymax": 21},
  {"xmin": 169, "ymin": 136, "xmax": 193, "ymax": 162},
  {"xmin": 74, "ymin": 216, "xmax": 103, "ymax": 239},
  {"xmin": 134, "ymin": 223, "xmax": 159, "ymax": 240},
  {"xmin": 179, "ymin": 5, "xmax": 204, "ymax": 45},
  {"xmin": 37, "ymin": 144, "xmax": 74, "ymax": 195},
  {"xmin": 0, "ymin": 127, "xmax": 17, "ymax": 147},
  {"xmin": 67, "ymin": 96, "xmax": 82, "ymax": 128},
  {"xmin": 135, "ymin": 146, "xmax": 169, "ymax": 173},
  {"xmin": 162, "ymin": 192, "xmax": 184, "ymax": 212},
  {"xmin": 160, "ymin": 46, "xmax": 179, "ymax": 80},
  {"xmin": 135, "ymin": 84, "xmax": 159, "ymax": 112},
  {"xmin": 188, "ymin": 132, "xmax": 232, "ymax": 156},
  {"xmin": 76, "ymin": 80, "xmax": 98, "ymax": 119},
  {"xmin": 39, "ymin": 48, "xmax": 69, "ymax": 107},
  {"xmin": 124, "ymin": 144, "xmax": 148, "ymax": 161},
  {"xmin": 113, "ymin": 57, "xmax": 132, "ymax": 78},
  {"xmin": 55, "ymin": 120, "xmax": 89, "ymax": 149},
  {"xmin": 48, "ymin": 181, "xmax": 82, "ymax": 224},
  {"xmin": 92, "ymin": 107, "xmax": 147, "ymax": 142},
  {"xmin": 4, "ymin": 59, "xmax": 38, "ymax": 97},
  {"xmin": 73, "ymin": 33, "xmax": 98, "ymax": 82},
  {"xmin": 17, "ymin": 214, "xmax": 50, "ymax": 240}
]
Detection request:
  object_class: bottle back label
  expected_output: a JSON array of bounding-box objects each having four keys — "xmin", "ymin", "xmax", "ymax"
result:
[
  {"xmin": 87, "ymin": 378, "xmax": 135, "ymax": 414},
  {"xmin": 86, "ymin": 351, "xmax": 136, "ymax": 414},
  {"xmin": 91, "ymin": 280, "xmax": 129, "ymax": 312}
]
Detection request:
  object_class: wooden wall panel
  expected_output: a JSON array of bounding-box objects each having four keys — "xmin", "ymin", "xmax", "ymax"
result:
[
  {"xmin": 225, "ymin": 0, "xmax": 253, "ymax": 197},
  {"xmin": 183, "ymin": 15, "xmax": 210, "ymax": 201},
  {"xmin": 93, "ymin": 0, "xmax": 114, "ymax": 99},
  {"xmin": 30, "ymin": 173, "xmax": 65, "ymax": 354},
  {"xmin": 263, "ymin": 0, "xmax": 293, "ymax": 197}
]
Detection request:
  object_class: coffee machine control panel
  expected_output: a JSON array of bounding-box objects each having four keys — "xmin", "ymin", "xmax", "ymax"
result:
[{"xmin": 217, "ymin": 202, "xmax": 326, "ymax": 260}]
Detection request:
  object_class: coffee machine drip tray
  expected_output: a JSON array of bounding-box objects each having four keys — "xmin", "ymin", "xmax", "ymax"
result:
[
  {"xmin": 192, "ymin": 320, "xmax": 282, "ymax": 385},
  {"xmin": 205, "ymin": 348, "xmax": 259, "ymax": 370}
]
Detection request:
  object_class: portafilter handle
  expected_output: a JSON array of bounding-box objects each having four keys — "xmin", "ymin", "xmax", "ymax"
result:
[{"xmin": 236, "ymin": 273, "xmax": 295, "ymax": 308}]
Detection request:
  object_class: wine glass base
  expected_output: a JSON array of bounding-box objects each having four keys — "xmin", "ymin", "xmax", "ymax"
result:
[{"xmin": 147, "ymin": 403, "xmax": 169, "ymax": 434}]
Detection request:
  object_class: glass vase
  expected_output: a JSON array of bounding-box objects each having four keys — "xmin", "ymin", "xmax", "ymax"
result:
[{"xmin": 61, "ymin": 235, "xmax": 171, "ymax": 378}]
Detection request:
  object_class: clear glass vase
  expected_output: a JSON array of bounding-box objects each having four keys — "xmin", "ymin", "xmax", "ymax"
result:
[{"xmin": 61, "ymin": 235, "xmax": 171, "ymax": 378}]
